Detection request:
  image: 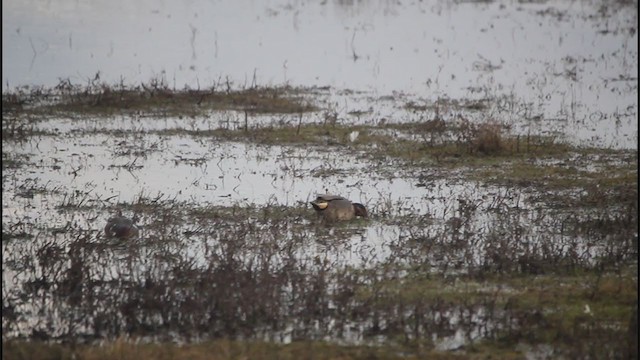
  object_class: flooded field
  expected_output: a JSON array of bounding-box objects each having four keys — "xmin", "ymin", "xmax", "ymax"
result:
[{"xmin": 2, "ymin": 0, "xmax": 638, "ymax": 359}]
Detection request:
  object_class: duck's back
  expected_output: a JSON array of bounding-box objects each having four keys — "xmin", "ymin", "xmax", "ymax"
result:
[
  {"xmin": 323, "ymin": 198, "xmax": 356, "ymax": 221},
  {"xmin": 316, "ymin": 194, "xmax": 347, "ymax": 201}
]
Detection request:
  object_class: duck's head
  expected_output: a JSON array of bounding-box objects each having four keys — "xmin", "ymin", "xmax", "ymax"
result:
[
  {"xmin": 310, "ymin": 198, "xmax": 330, "ymax": 211},
  {"xmin": 310, "ymin": 194, "xmax": 344, "ymax": 211}
]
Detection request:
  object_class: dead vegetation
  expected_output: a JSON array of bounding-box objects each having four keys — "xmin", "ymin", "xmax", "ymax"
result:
[
  {"xmin": 1, "ymin": 181, "xmax": 636, "ymax": 359},
  {"xmin": 2, "ymin": 78, "xmax": 317, "ymax": 119}
]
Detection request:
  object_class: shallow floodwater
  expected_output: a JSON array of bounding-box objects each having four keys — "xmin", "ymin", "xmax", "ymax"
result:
[
  {"xmin": 5, "ymin": 111, "xmax": 622, "ymax": 347},
  {"xmin": 3, "ymin": 115, "xmax": 531, "ymax": 239},
  {"xmin": 3, "ymin": 0, "xmax": 638, "ymax": 148}
]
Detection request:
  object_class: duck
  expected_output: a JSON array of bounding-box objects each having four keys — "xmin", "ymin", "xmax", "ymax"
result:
[
  {"xmin": 104, "ymin": 212, "xmax": 139, "ymax": 239},
  {"xmin": 310, "ymin": 194, "xmax": 368, "ymax": 221}
]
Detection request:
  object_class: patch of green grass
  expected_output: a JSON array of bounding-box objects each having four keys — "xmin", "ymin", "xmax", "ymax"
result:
[
  {"xmin": 481, "ymin": 158, "xmax": 637, "ymax": 189},
  {"xmin": 350, "ymin": 265, "xmax": 637, "ymax": 357},
  {"xmin": 203, "ymin": 122, "xmax": 571, "ymax": 157},
  {"xmin": 1, "ymin": 338, "xmax": 476, "ymax": 360},
  {"xmin": 209, "ymin": 123, "xmax": 370, "ymax": 146}
]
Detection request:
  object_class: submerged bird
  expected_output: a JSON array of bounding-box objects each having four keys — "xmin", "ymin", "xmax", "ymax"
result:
[
  {"xmin": 104, "ymin": 212, "xmax": 139, "ymax": 239},
  {"xmin": 310, "ymin": 194, "xmax": 368, "ymax": 221}
]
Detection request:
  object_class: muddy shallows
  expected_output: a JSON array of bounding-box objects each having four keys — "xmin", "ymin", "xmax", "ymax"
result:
[{"xmin": 2, "ymin": 84, "xmax": 638, "ymax": 359}]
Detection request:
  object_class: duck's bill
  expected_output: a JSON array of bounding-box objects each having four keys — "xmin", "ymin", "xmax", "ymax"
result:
[{"xmin": 310, "ymin": 201, "xmax": 329, "ymax": 210}]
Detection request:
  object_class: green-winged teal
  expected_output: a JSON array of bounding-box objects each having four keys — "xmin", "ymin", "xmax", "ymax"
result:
[
  {"xmin": 310, "ymin": 194, "xmax": 368, "ymax": 221},
  {"xmin": 104, "ymin": 212, "xmax": 139, "ymax": 239}
]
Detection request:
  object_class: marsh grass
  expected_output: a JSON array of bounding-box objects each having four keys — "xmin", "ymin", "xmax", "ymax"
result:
[
  {"xmin": 2, "ymin": 81, "xmax": 637, "ymax": 359},
  {"xmin": 193, "ymin": 120, "xmax": 635, "ymax": 193},
  {"xmin": 2, "ymin": 183, "xmax": 636, "ymax": 359},
  {"xmin": 1, "ymin": 114, "xmax": 50, "ymax": 140},
  {"xmin": 2, "ymin": 152, "xmax": 31, "ymax": 170},
  {"xmin": 2, "ymin": 80, "xmax": 317, "ymax": 118},
  {"xmin": 1, "ymin": 338, "xmax": 478, "ymax": 360}
]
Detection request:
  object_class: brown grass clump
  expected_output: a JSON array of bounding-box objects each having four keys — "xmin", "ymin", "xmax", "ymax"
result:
[{"xmin": 471, "ymin": 122, "xmax": 504, "ymax": 155}]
